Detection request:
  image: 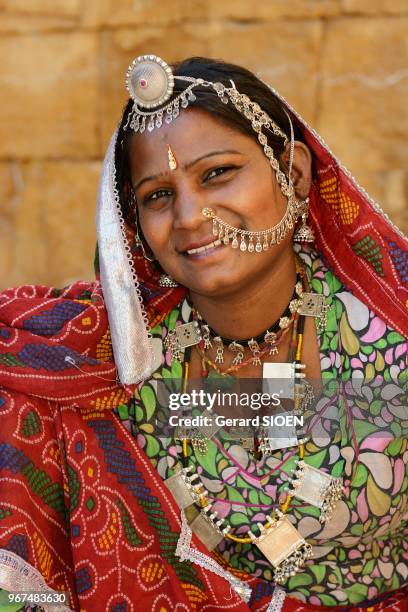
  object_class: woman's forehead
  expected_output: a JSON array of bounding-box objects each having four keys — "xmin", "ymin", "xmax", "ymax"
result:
[{"xmin": 128, "ymin": 108, "xmax": 253, "ymax": 172}]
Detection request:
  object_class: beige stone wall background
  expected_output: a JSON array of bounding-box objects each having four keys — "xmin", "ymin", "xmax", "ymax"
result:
[{"xmin": 0, "ymin": 0, "xmax": 407, "ymax": 289}]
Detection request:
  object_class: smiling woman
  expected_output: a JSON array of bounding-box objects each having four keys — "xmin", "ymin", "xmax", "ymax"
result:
[{"xmin": 0, "ymin": 55, "xmax": 407, "ymax": 611}]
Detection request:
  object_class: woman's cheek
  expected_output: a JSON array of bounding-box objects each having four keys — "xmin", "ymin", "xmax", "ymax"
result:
[{"xmin": 145, "ymin": 219, "xmax": 172, "ymax": 253}]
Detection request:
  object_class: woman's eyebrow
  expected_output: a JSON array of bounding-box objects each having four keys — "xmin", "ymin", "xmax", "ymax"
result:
[{"xmin": 133, "ymin": 149, "xmax": 242, "ymax": 191}]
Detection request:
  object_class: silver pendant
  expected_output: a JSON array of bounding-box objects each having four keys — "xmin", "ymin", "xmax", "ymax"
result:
[
  {"xmin": 191, "ymin": 429, "xmax": 209, "ymax": 454},
  {"xmin": 201, "ymin": 324, "xmax": 212, "ymax": 349},
  {"xmin": 298, "ymin": 293, "xmax": 329, "ymax": 332},
  {"xmin": 165, "ymin": 321, "xmax": 202, "ymax": 360},
  {"xmin": 263, "ymin": 362, "xmax": 295, "ymax": 399},
  {"xmin": 229, "ymin": 341, "xmax": 245, "ymax": 365},
  {"xmin": 185, "ymin": 504, "xmax": 224, "ymax": 551},
  {"xmin": 258, "ymin": 416, "xmax": 299, "ymax": 454},
  {"xmin": 164, "ymin": 471, "xmax": 195, "ymax": 509},
  {"xmin": 264, "ymin": 331, "xmax": 278, "ymax": 355},
  {"xmin": 263, "ymin": 362, "xmax": 306, "ymax": 400},
  {"xmin": 288, "ymin": 460, "xmax": 344, "ymax": 523},
  {"xmin": 213, "ymin": 336, "xmax": 225, "ymax": 364},
  {"xmin": 253, "ymin": 515, "xmax": 313, "ymax": 584},
  {"xmin": 248, "ymin": 338, "xmax": 262, "ymax": 366}
]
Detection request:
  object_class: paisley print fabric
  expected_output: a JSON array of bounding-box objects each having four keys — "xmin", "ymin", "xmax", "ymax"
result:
[{"xmin": 117, "ymin": 246, "xmax": 408, "ymax": 608}]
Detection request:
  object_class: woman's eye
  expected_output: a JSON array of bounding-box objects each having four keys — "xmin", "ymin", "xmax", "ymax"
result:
[
  {"xmin": 144, "ymin": 189, "xmax": 172, "ymax": 204},
  {"xmin": 205, "ymin": 166, "xmax": 237, "ymax": 181}
]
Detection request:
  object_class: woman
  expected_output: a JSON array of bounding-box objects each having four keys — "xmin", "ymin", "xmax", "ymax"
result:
[{"xmin": 0, "ymin": 55, "xmax": 406, "ymax": 611}]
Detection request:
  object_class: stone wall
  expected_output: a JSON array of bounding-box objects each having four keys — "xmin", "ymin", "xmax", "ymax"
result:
[{"xmin": 0, "ymin": 1, "xmax": 407, "ymax": 288}]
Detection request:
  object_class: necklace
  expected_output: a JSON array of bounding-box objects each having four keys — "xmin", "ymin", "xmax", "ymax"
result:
[
  {"xmin": 164, "ymin": 256, "xmax": 329, "ymax": 363},
  {"xmin": 164, "ymin": 312, "xmax": 343, "ymax": 586},
  {"xmin": 191, "ymin": 274, "xmax": 304, "ymax": 366},
  {"xmin": 196, "ymin": 315, "xmax": 294, "ymax": 376}
]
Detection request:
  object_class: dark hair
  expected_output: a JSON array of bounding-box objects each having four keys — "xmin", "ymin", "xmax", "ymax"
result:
[{"xmin": 115, "ymin": 56, "xmax": 305, "ymax": 225}]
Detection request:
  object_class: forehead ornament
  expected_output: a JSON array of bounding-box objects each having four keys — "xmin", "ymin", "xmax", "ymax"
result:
[
  {"xmin": 167, "ymin": 144, "xmax": 178, "ymax": 171},
  {"xmin": 126, "ymin": 55, "xmax": 175, "ymax": 110},
  {"xmin": 124, "ymin": 54, "xmax": 288, "ymax": 145}
]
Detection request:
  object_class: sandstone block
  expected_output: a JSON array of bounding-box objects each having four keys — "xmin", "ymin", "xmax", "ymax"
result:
[
  {"xmin": 0, "ymin": 33, "xmax": 99, "ymax": 158},
  {"xmin": 0, "ymin": 0, "xmax": 80, "ymax": 17},
  {"xmin": 0, "ymin": 0, "xmax": 80, "ymax": 31},
  {"xmin": 318, "ymin": 17, "xmax": 408, "ymax": 200},
  {"xmin": 209, "ymin": 21, "xmax": 323, "ymax": 125},
  {"xmin": 81, "ymin": 0, "xmax": 207, "ymax": 27},
  {"xmin": 205, "ymin": 0, "xmax": 340, "ymax": 19},
  {"xmin": 341, "ymin": 0, "xmax": 408, "ymax": 15},
  {"xmin": 0, "ymin": 161, "xmax": 100, "ymax": 289}
]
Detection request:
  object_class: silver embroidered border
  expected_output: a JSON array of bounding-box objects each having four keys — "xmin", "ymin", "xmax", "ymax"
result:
[
  {"xmin": 96, "ymin": 130, "xmax": 154, "ymax": 384},
  {"xmin": 266, "ymin": 586, "xmax": 287, "ymax": 612}
]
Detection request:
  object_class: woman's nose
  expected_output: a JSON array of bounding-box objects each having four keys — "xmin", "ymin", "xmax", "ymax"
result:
[{"xmin": 172, "ymin": 187, "xmax": 206, "ymax": 231}]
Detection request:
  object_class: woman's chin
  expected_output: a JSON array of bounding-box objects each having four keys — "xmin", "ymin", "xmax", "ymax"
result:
[{"xmin": 180, "ymin": 272, "xmax": 244, "ymax": 297}]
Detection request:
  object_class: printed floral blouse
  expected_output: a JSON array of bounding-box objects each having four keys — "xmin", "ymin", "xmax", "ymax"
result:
[{"xmin": 116, "ymin": 246, "xmax": 408, "ymax": 607}]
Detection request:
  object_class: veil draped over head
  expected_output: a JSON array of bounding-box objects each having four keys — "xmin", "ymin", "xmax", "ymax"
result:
[{"xmin": 96, "ymin": 81, "xmax": 408, "ymax": 386}]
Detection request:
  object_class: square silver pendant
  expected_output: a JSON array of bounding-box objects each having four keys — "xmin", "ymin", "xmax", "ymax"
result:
[
  {"xmin": 164, "ymin": 471, "xmax": 195, "ymax": 509},
  {"xmin": 291, "ymin": 463, "xmax": 332, "ymax": 507},
  {"xmin": 254, "ymin": 516, "xmax": 313, "ymax": 584},
  {"xmin": 290, "ymin": 461, "xmax": 344, "ymax": 522},
  {"xmin": 263, "ymin": 362, "xmax": 295, "ymax": 400},
  {"xmin": 174, "ymin": 321, "xmax": 202, "ymax": 349},
  {"xmin": 185, "ymin": 504, "xmax": 224, "ymax": 551},
  {"xmin": 260, "ymin": 410, "xmax": 299, "ymax": 452},
  {"xmin": 298, "ymin": 293, "xmax": 327, "ymax": 317},
  {"xmin": 255, "ymin": 516, "xmax": 306, "ymax": 568}
]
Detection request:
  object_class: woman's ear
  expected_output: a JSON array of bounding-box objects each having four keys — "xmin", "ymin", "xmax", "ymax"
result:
[{"xmin": 280, "ymin": 141, "xmax": 312, "ymax": 199}]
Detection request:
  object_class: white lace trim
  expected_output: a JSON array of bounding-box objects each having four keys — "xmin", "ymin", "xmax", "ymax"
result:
[
  {"xmin": 0, "ymin": 549, "xmax": 72, "ymax": 611},
  {"xmin": 266, "ymin": 586, "xmax": 286, "ymax": 612},
  {"xmin": 175, "ymin": 511, "xmax": 252, "ymax": 603}
]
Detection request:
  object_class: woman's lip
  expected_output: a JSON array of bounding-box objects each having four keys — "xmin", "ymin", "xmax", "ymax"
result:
[
  {"xmin": 182, "ymin": 233, "xmax": 234, "ymax": 255},
  {"xmin": 178, "ymin": 236, "xmax": 218, "ymax": 253},
  {"xmin": 183, "ymin": 240, "xmax": 227, "ymax": 260},
  {"xmin": 186, "ymin": 238, "xmax": 223, "ymax": 255}
]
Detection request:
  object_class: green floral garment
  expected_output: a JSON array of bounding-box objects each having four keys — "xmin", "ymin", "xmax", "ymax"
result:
[{"xmin": 115, "ymin": 246, "xmax": 407, "ymax": 607}]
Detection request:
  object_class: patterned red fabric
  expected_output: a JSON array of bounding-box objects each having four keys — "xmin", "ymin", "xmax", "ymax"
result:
[
  {"xmin": 302, "ymin": 125, "xmax": 408, "ymax": 337},
  {"xmin": 0, "ymin": 282, "xmax": 129, "ymax": 410}
]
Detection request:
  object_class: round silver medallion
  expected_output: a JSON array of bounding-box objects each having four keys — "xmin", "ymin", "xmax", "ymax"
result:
[{"xmin": 125, "ymin": 54, "xmax": 174, "ymax": 109}]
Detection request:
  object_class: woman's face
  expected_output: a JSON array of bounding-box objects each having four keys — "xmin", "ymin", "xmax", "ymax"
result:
[{"xmin": 129, "ymin": 108, "xmax": 295, "ymax": 297}]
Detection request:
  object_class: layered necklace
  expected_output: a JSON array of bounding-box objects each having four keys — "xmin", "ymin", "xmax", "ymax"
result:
[
  {"xmin": 164, "ymin": 259, "xmax": 329, "ymax": 365},
  {"xmin": 166, "ymin": 328, "xmax": 344, "ymax": 586},
  {"xmin": 163, "ymin": 261, "xmax": 343, "ymax": 590}
]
